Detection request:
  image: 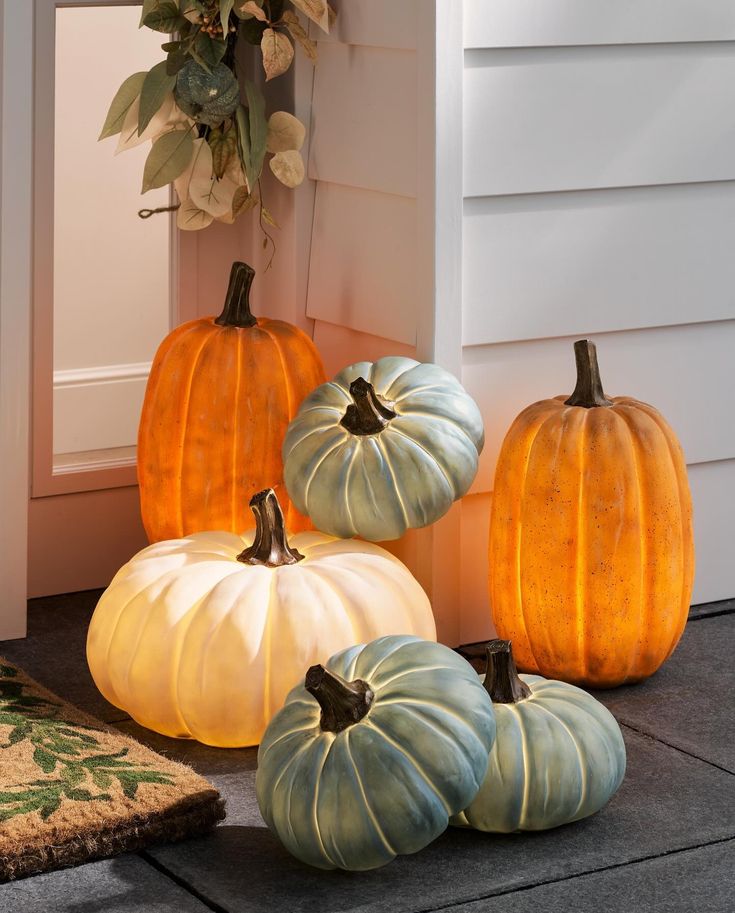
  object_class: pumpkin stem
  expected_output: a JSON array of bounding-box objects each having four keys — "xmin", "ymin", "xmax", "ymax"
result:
[
  {"xmin": 340, "ymin": 377, "xmax": 396, "ymax": 435},
  {"xmin": 483, "ymin": 640, "xmax": 532, "ymax": 703},
  {"xmin": 564, "ymin": 339, "xmax": 613, "ymax": 408},
  {"xmin": 214, "ymin": 261, "xmax": 257, "ymax": 329},
  {"xmin": 305, "ymin": 665, "xmax": 374, "ymax": 733},
  {"xmin": 236, "ymin": 489, "xmax": 304, "ymax": 567}
]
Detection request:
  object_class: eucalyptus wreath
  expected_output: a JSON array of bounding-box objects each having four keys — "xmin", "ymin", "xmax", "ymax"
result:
[{"xmin": 99, "ymin": 0, "xmax": 333, "ymax": 262}]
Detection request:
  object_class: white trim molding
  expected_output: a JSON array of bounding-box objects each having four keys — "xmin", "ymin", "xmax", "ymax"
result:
[{"xmin": 53, "ymin": 361, "xmax": 151, "ymax": 388}]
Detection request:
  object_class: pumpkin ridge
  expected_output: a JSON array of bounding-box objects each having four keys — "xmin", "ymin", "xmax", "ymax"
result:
[
  {"xmin": 139, "ymin": 321, "xmax": 212, "ymax": 539},
  {"xmin": 301, "ymin": 436, "xmax": 353, "ymax": 518},
  {"xmin": 607, "ymin": 406, "xmax": 649, "ymax": 682},
  {"xmin": 524, "ymin": 698, "xmax": 588, "ymax": 821},
  {"xmin": 386, "ymin": 701, "xmax": 488, "ymax": 782},
  {"xmin": 298, "ymin": 564, "xmax": 363, "ymax": 647},
  {"xmin": 509, "ymin": 704, "xmax": 531, "ymax": 828},
  {"xmin": 122, "ymin": 572, "xmax": 209, "ymax": 735},
  {"xmin": 259, "ymin": 322, "xmax": 295, "ymax": 419},
  {"xmin": 343, "ymin": 730, "xmax": 396, "ymax": 857},
  {"xmin": 353, "ymin": 636, "xmax": 422, "ymax": 683},
  {"xmin": 176, "ymin": 329, "xmax": 219, "ymax": 536},
  {"xmin": 309, "ymin": 737, "xmax": 337, "ymax": 864},
  {"xmin": 375, "ymin": 435, "xmax": 410, "ymax": 532},
  {"xmin": 386, "ymin": 426, "xmax": 455, "ymax": 500},
  {"xmin": 513, "ymin": 407, "xmax": 568, "ymax": 674},
  {"xmin": 617, "ymin": 401, "xmax": 694, "ymax": 663},
  {"xmin": 368, "ymin": 665, "xmax": 447, "ymax": 691},
  {"xmin": 574, "ymin": 408, "xmax": 590, "ymax": 681},
  {"xmin": 363, "ymin": 716, "xmax": 451, "ymax": 815},
  {"xmin": 230, "ymin": 331, "xmax": 243, "ymax": 529}
]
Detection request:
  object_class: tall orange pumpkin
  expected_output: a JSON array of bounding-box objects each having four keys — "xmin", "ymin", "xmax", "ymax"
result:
[
  {"xmin": 138, "ymin": 261, "xmax": 325, "ymax": 541},
  {"xmin": 489, "ymin": 339, "xmax": 694, "ymax": 688}
]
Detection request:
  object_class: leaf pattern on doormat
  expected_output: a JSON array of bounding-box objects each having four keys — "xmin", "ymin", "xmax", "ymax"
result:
[{"xmin": 0, "ymin": 664, "xmax": 175, "ymax": 822}]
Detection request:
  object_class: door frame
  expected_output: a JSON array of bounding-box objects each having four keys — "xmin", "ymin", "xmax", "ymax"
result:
[{"xmin": 0, "ymin": 0, "xmax": 34, "ymax": 639}]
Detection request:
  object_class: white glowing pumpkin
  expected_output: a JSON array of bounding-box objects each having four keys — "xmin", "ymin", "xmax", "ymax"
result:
[{"xmin": 86, "ymin": 489, "xmax": 436, "ymax": 747}]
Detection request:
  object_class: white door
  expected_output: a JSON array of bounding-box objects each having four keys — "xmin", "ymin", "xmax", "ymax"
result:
[{"xmin": 26, "ymin": 1, "xmax": 191, "ymax": 604}]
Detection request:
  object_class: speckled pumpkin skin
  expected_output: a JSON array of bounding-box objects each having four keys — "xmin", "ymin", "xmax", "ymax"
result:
[
  {"xmin": 256, "ymin": 636, "xmax": 496, "ymax": 870},
  {"xmin": 489, "ymin": 395, "xmax": 695, "ymax": 687},
  {"xmin": 453, "ymin": 673, "xmax": 626, "ymax": 832}
]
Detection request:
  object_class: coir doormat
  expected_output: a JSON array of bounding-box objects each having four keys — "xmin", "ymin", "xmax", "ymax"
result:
[{"xmin": 0, "ymin": 658, "xmax": 225, "ymax": 881}]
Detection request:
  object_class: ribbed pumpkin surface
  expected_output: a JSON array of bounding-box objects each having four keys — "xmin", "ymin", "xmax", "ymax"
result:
[
  {"xmin": 490, "ymin": 394, "xmax": 694, "ymax": 687},
  {"xmin": 138, "ymin": 315, "xmax": 325, "ymax": 541}
]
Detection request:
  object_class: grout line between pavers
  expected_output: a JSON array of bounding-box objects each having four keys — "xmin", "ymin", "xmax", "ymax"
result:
[
  {"xmin": 688, "ymin": 606, "xmax": 735, "ymax": 622},
  {"xmin": 140, "ymin": 850, "xmax": 230, "ymax": 913},
  {"xmin": 619, "ymin": 721, "xmax": 735, "ymax": 777},
  {"xmin": 413, "ymin": 835, "xmax": 735, "ymax": 913}
]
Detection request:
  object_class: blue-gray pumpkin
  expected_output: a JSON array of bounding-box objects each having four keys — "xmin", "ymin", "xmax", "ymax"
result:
[
  {"xmin": 282, "ymin": 356, "xmax": 485, "ymax": 541},
  {"xmin": 452, "ymin": 640, "xmax": 626, "ymax": 832},
  {"xmin": 256, "ymin": 635, "xmax": 496, "ymax": 870},
  {"xmin": 175, "ymin": 60, "xmax": 240, "ymax": 126}
]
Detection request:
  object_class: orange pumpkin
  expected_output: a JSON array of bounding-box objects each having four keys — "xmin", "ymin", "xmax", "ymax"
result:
[
  {"xmin": 138, "ymin": 261, "xmax": 325, "ymax": 541},
  {"xmin": 489, "ymin": 339, "xmax": 694, "ymax": 688}
]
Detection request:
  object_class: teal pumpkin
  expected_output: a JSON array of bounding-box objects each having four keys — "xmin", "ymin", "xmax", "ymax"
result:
[
  {"xmin": 453, "ymin": 640, "xmax": 626, "ymax": 833},
  {"xmin": 282, "ymin": 356, "xmax": 485, "ymax": 541},
  {"xmin": 256, "ymin": 635, "xmax": 496, "ymax": 870},
  {"xmin": 175, "ymin": 61, "xmax": 240, "ymax": 126}
]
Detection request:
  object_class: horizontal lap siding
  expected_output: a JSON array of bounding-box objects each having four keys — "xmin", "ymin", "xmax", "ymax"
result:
[
  {"xmin": 463, "ymin": 44, "xmax": 735, "ymax": 197},
  {"xmin": 463, "ymin": 182, "xmax": 735, "ymax": 345},
  {"xmin": 463, "ymin": 0, "xmax": 735, "ymax": 48},
  {"xmin": 463, "ymin": 321, "xmax": 735, "ymax": 493},
  {"xmin": 460, "ymin": 23, "xmax": 735, "ymax": 631}
]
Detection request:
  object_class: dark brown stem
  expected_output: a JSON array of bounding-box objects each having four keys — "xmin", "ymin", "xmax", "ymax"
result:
[
  {"xmin": 564, "ymin": 339, "xmax": 613, "ymax": 408},
  {"xmin": 483, "ymin": 640, "xmax": 532, "ymax": 703},
  {"xmin": 236, "ymin": 489, "xmax": 304, "ymax": 567},
  {"xmin": 305, "ymin": 665, "xmax": 374, "ymax": 732},
  {"xmin": 214, "ymin": 261, "xmax": 257, "ymax": 328},
  {"xmin": 340, "ymin": 377, "xmax": 396, "ymax": 435}
]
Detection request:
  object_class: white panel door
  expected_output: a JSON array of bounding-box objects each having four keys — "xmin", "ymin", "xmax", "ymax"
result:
[{"xmin": 26, "ymin": 1, "xmax": 181, "ymax": 606}]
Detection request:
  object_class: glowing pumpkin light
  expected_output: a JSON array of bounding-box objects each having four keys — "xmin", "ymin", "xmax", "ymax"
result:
[
  {"xmin": 489, "ymin": 339, "xmax": 695, "ymax": 687},
  {"xmin": 138, "ymin": 260, "xmax": 326, "ymax": 542},
  {"xmin": 86, "ymin": 489, "xmax": 436, "ymax": 748}
]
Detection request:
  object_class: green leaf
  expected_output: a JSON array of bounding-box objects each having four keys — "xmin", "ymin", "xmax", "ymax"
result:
[
  {"xmin": 161, "ymin": 40, "xmax": 181, "ymax": 51},
  {"xmin": 139, "ymin": 0, "xmax": 159, "ymax": 27},
  {"xmin": 142, "ymin": 129, "xmax": 195, "ymax": 193},
  {"xmin": 209, "ymin": 125, "xmax": 237, "ymax": 179},
  {"xmin": 195, "ymin": 31, "xmax": 227, "ymax": 68},
  {"xmin": 91, "ymin": 770, "xmax": 113, "ymax": 790},
  {"xmin": 33, "ymin": 748, "xmax": 57, "ymax": 774},
  {"xmin": 243, "ymin": 80, "xmax": 267, "ymax": 190},
  {"xmin": 143, "ymin": 1, "xmax": 187, "ymax": 33},
  {"xmin": 166, "ymin": 48, "xmax": 190, "ymax": 76},
  {"xmin": 99, "ymin": 71, "xmax": 146, "ymax": 140},
  {"xmin": 138, "ymin": 61, "xmax": 176, "ymax": 135},
  {"xmin": 220, "ymin": 0, "xmax": 235, "ymax": 28}
]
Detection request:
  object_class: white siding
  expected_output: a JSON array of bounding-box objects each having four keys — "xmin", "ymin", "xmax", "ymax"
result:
[
  {"xmin": 463, "ymin": 182, "xmax": 735, "ymax": 345},
  {"xmin": 464, "ymin": 44, "xmax": 735, "ymax": 197},
  {"xmin": 464, "ymin": 0, "xmax": 735, "ymax": 49},
  {"xmin": 459, "ymin": 13, "xmax": 735, "ymax": 639}
]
